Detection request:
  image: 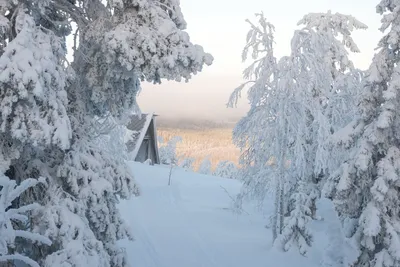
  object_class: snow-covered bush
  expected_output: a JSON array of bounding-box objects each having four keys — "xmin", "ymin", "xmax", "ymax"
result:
[
  {"xmin": 213, "ymin": 161, "xmax": 237, "ymax": 179},
  {"xmin": 198, "ymin": 157, "xmax": 212, "ymax": 175},
  {"xmin": 0, "ymin": 175, "xmax": 51, "ymax": 267},
  {"xmin": 159, "ymin": 136, "xmax": 183, "ymax": 165},
  {"xmin": 179, "ymin": 157, "xmax": 195, "ymax": 171}
]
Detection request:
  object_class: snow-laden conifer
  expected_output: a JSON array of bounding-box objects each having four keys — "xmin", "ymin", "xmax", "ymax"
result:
[{"xmin": 326, "ymin": 1, "xmax": 400, "ymax": 266}]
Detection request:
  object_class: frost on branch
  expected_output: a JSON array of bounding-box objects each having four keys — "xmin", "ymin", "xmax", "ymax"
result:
[
  {"xmin": 228, "ymin": 12, "xmax": 276, "ymax": 108},
  {"xmin": 298, "ymin": 10, "xmax": 367, "ymax": 53},
  {"xmin": 0, "ymin": 175, "xmax": 51, "ymax": 267}
]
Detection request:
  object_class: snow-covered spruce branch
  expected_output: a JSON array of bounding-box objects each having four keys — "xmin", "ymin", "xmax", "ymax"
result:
[{"xmin": 0, "ymin": 175, "xmax": 51, "ymax": 267}]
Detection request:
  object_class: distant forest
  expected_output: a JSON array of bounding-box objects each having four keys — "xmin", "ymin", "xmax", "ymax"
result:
[{"xmin": 157, "ymin": 117, "xmax": 237, "ymax": 130}]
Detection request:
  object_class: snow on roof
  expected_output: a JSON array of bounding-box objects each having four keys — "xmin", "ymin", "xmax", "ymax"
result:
[{"xmin": 126, "ymin": 113, "xmax": 156, "ymax": 159}]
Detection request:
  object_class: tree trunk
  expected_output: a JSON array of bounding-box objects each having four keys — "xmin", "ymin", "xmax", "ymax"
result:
[
  {"xmin": 168, "ymin": 163, "xmax": 173, "ymax": 186},
  {"xmin": 272, "ymin": 178, "xmax": 280, "ymax": 242},
  {"xmin": 279, "ymin": 182, "xmax": 284, "ymax": 234}
]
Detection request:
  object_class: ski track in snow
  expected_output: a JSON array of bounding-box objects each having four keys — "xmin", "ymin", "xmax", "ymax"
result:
[
  {"xmin": 129, "ymin": 180, "xmax": 220, "ymax": 267},
  {"xmin": 132, "ymin": 219, "xmax": 163, "ymax": 267},
  {"xmin": 168, "ymin": 182, "xmax": 220, "ymax": 267},
  {"xmin": 118, "ymin": 162, "xmax": 341, "ymax": 267}
]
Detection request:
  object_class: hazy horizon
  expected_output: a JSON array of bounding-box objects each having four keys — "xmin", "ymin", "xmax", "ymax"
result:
[{"xmin": 138, "ymin": 0, "xmax": 382, "ymax": 123}]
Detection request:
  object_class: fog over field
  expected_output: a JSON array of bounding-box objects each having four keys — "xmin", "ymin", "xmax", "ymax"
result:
[{"xmin": 137, "ymin": 74, "xmax": 249, "ymax": 126}]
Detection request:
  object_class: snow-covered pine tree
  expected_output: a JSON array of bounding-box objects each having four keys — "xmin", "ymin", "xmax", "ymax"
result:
[
  {"xmin": 0, "ymin": 0, "xmax": 212, "ymax": 266},
  {"xmin": 0, "ymin": 5, "xmax": 75, "ymax": 265},
  {"xmin": 327, "ymin": 1, "xmax": 400, "ymax": 266},
  {"xmin": 279, "ymin": 11, "xmax": 366, "ymax": 255}
]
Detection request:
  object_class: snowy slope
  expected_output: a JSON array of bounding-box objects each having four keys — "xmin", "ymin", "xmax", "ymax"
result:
[{"xmin": 118, "ymin": 162, "xmax": 347, "ymax": 267}]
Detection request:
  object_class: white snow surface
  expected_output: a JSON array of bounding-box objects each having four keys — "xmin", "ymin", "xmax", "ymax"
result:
[{"xmin": 118, "ymin": 162, "xmax": 346, "ymax": 267}]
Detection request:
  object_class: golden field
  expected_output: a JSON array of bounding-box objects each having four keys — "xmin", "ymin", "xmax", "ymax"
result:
[{"xmin": 158, "ymin": 127, "xmax": 240, "ymax": 171}]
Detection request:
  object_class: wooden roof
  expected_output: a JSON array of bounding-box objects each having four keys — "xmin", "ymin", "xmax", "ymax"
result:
[{"xmin": 126, "ymin": 113, "xmax": 159, "ymax": 161}]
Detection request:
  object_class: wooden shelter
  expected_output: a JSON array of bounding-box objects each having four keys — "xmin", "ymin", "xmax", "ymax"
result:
[{"xmin": 126, "ymin": 113, "xmax": 160, "ymax": 164}]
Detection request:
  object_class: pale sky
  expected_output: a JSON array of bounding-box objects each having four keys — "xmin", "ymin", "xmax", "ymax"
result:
[{"xmin": 138, "ymin": 0, "xmax": 383, "ymax": 122}]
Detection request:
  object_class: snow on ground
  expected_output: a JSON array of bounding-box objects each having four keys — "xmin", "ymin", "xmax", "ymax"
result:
[{"xmin": 118, "ymin": 162, "xmax": 345, "ymax": 267}]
